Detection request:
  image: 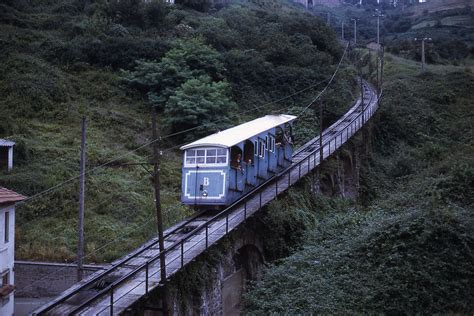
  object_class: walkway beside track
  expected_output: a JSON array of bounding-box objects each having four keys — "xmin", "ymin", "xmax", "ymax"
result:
[{"xmin": 34, "ymin": 81, "xmax": 380, "ymax": 316}]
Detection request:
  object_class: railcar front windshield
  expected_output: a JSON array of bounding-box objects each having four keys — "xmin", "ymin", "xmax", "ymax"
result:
[{"xmin": 184, "ymin": 147, "xmax": 228, "ymax": 167}]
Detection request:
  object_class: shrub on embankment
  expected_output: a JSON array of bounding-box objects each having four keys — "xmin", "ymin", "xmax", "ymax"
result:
[{"xmin": 243, "ymin": 57, "xmax": 474, "ymax": 312}]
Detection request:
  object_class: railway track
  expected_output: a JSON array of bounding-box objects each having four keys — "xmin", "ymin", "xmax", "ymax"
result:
[{"xmin": 33, "ymin": 81, "xmax": 379, "ymax": 316}]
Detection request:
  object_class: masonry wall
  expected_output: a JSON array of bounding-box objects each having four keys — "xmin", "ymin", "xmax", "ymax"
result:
[
  {"xmin": 125, "ymin": 221, "xmax": 265, "ymax": 316},
  {"xmin": 14, "ymin": 261, "xmax": 104, "ymax": 298}
]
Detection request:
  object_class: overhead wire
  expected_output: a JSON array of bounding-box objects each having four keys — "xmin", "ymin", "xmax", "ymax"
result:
[
  {"xmin": 297, "ymin": 42, "xmax": 350, "ymax": 117},
  {"xmin": 17, "ymin": 43, "xmax": 354, "ymax": 294},
  {"xmin": 18, "ymin": 75, "xmax": 333, "ymax": 205},
  {"xmin": 18, "ymin": 205, "xmax": 180, "ymax": 293}
]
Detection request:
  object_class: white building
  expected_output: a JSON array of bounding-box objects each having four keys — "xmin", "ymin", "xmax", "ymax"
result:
[{"xmin": 0, "ymin": 187, "xmax": 25, "ymax": 316}]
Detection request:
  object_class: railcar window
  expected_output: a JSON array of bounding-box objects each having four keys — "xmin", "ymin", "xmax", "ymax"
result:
[
  {"xmin": 206, "ymin": 149, "xmax": 217, "ymax": 163},
  {"xmin": 268, "ymin": 135, "xmax": 275, "ymax": 152},
  {"xmin": 185, "ymin": 148, "xmax": 227, "ymax": 166},
  {"xmin": 259, "ymin": 140, "xmax": 265, "ymax": 158},
  {"xmin": 254, "ymin": 141, "xmax": 258, "ymax": 156}
]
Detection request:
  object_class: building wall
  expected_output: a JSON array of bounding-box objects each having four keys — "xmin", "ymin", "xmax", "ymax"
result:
[{"xmin": 0, "ymin": 204, "xmax": 15, "ymax": 316}]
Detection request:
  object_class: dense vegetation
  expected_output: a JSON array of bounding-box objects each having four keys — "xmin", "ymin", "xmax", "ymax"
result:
[
  {"xmin": 2, "ymin": 0, "xmax": 472, "ymax": 312},
  {"xmin": 0, "ymin": 0, "xmax": 347, "ymax": 262},
  {"xmin": 309, "ymin": 1, "xmax": 473, "ymax": 65},
  {"xmin": 243, "ymin": 54, "xmax": 474, "ymax": 313}
]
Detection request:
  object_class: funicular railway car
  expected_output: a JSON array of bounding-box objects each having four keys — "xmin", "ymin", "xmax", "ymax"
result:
[{"xmin": 180, "ymin": 114, "xmax": 296, "ymax": 209}]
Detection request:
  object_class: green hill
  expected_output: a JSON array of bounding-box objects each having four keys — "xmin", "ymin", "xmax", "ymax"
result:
[
  {"xmin": 243, "ymin": 52, "xmax": 474, "ymax": 313},
  {"xmin": 0, "ymin": 0, "xmax": 346, "ymax": 262}
]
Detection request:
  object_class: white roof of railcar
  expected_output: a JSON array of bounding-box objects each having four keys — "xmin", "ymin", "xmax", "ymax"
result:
[{"xmin": 180, "ymin": 114, "xmax": 297, "ymax": 150}]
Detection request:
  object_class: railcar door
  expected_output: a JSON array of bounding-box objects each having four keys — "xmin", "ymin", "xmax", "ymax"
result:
[
  {"xmin": 283, "ymin": 124, "xmax": 294, "ymax": 163},
  {"xmin": 230, "ymin": 146, "xmax": 245, "ymax": 193},
  {"xmin": 243, "ymin": 140, "xmax": 256, "ymax": 187}
]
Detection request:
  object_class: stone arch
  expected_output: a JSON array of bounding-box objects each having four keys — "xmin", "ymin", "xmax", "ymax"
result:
[
  {"xmin": 232, "ymin": 244, "xmax": 264, "ymax": 281},
  {"xmin": 221, "ymin": 244, "xmax": 264, "ymax": 315}
]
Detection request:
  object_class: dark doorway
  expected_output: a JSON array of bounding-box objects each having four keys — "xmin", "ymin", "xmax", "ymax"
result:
[{"xmin": 243, "ymin": 140, "xmax": 254, "ymax": 165}]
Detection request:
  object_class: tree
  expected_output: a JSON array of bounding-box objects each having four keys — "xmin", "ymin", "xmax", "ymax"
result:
[
  {"xmin": 123, "ymin": 38, "xmax": 224, "ymax": 110},
  {"xmin": 164, "ymin": 75, "xmax": 234, "ymax": 142}
]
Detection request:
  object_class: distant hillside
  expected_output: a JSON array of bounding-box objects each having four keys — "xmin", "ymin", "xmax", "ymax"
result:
[
  {"xmin": 244, "ymin": 52, "xmax": 474, "ymax": 315},
  {"xmin": 406, "ymin": 0, "xmax": 472, "ymax": 16}
]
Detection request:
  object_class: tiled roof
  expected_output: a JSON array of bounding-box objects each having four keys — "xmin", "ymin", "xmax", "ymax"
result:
[{"xmin": 0, "ymin": 187, "xmax": 26, "ymax": 205}]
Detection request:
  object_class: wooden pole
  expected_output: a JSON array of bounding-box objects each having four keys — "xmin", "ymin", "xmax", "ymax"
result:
[
  {"xmin": 353, "ymin": 19, "xmax": 357, "ymax": 45},
  {"xmin": 376, "ymin": 53, "xmax": 380, "ymax": 95},
  {"xmin": 421, "ymin": 39, "xmax": 426, "ymax": 72},
  {"xmin": 77, "ymin": 117, "xmax": 86, "ymax": 281},
  {"xmin": 381, "ymin": 45, "xmax": 385, "ymax": 90},
  {"xmin": 341, "ymin": 22, "xmax": 344, "ymax": 41},
  {"xmin": 319, "ymin": 101, "xmax": 323, "ymax": 164},
  {"xmin": 151, "ymin": 107, "xmax": 169, "ymax": 315},
  {"xmin": 318, "ymin": 100, "xmax": 324, "ymax": 188}
]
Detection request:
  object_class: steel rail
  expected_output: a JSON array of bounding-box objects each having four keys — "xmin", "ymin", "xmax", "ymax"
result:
[
  {"xmin": 33, "ymin": 210, "xmax": 209, "ymax": 315},
  {"xmin": 71, "ymin": 81, "xmax": 378, "ymax": 315},
  {"xmin": 35, "ymin": 81, "xmax": 379, "ymax": 316}
]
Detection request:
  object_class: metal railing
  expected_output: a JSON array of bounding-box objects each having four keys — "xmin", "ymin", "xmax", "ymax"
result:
[{"xmin": 37, "ymin": 82, "xmax": 380, "ymax": 316}]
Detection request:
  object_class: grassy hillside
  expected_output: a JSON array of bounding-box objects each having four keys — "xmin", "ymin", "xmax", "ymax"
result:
[
  {"xmin": 243, "ymin": 55, "xmax": 474, "ymax": 313},
  {"xmin": 0, "ymin": 0, "xmax": 349, "ymax": 262}
]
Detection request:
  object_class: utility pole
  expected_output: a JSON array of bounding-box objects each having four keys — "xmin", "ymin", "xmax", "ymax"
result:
[
  {"xmin": 377, "ymin": 51, "xmax": 382, "ymax": 94},
  {"xmin": 358, "ymin": 63, "xmax": 365, "ymax": 123},
  {"xmin": 361, "ymin": 76, "xmax": 365, "ymax": 122},
  {"xmin": 373, "ymin": 10, "xmax": 385, "ymax": 46},
  {"xmin": 414, "ymin": 37, "xmax": 432, "ymax": 72},
  {"xmin": 351, "ymin": 18, "xmax": 358, "ymax": 45},
  {"xmin": 381, "ymin": 44, "xmax": 385, "ymax": 89},
  {"xmin": 318, "ymin": 99, "xmax": 324, "ymax": 189},
  {"xmin": 77, "ymin": 117, "xmax": 86, "ymax": 282},
  {"xmin": 341, "ymin": 21, "xmax": 345, "ymax": 41},
  {"xmin": 151, "ymin": 107, "xmax": 169, "ymax": 315},
  {"xmin": 319, "ymin": 100, "xmax": 324, "ymax": 165}
]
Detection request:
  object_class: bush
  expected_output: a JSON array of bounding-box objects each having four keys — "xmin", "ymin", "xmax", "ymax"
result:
[
  {"xmin": 41, "ymin": 36, "xmax": 169, "ymax": 69},
  {"xmin": 0, "ymin": 54, "xmax": 69, "ymax": 116},
  {"xmin": 164, "ymin": 75, "xmax": 234, "ymax": 142}
]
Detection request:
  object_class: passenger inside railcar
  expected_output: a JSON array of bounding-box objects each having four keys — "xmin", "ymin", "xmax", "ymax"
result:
[
  {"xmin": 275, "ymin": 127, "xmax": 284, "ymax": 147},
  {"xmin": 284, "ymin": 123, "xmax": 293, "ymax": 145},
  {"xmin": 230, "ymin": 146, "xmax": 243, "ymax": 170},
  {"xmin": 243, "ymin": 140, "xmax": 254, "ymax": 165},
  {"xmin": 231, "ymin": 153, "xmax": 242, "ymax": 170}
]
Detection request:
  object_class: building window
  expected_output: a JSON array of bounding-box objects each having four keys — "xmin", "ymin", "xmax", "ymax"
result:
[
  {"xmin": 185, "ymin": 148, "xmax": 227, "ymax": 167},
  {"xmin": 0, "ymin": 269, "xmax": 12, "ymax": 301},
  {"xmin": 1, "ymin": 270, "xmax": 8, "ymax": 286},
  {"xmin": 4, "ymin": 212, "xmax": 8, "ymax": 243}
]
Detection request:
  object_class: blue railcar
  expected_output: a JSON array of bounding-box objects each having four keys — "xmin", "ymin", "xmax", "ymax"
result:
[{"xmin": 180, "ymin": 114, "xmax": 296, "ymax": 209}]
